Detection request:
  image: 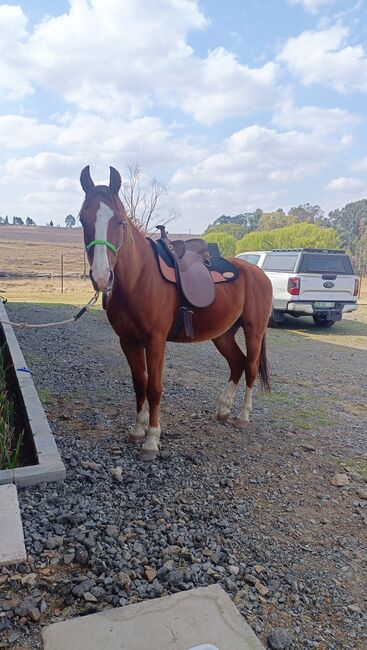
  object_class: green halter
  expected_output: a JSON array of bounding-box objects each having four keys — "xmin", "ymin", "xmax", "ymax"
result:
[{"xmin": 86, "ymin": 239, "xmax": 118, "ymax": 254}]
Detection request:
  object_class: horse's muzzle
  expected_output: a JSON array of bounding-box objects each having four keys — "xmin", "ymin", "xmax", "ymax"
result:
[{"xmin": 90, "ymin": 270, "xmax": 114, "ymax": 292}]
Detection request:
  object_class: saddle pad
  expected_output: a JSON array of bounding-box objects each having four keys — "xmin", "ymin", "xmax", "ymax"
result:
[{"xmin": 148, "ymin": 238, "xmax": 239, "ymax": 285}]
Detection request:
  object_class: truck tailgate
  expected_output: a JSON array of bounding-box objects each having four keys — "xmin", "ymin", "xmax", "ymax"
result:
[{"xmin": 297, "ymin": 274, "xmax": 356, "ymax": 302}]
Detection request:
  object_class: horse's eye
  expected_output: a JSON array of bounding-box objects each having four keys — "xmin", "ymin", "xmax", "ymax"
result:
[{"xmin": 118, "ymin": 220, "xmax": 123, "ymax": 226}]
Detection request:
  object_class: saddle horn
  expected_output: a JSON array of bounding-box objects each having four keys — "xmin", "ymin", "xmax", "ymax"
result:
[
  {"xmin": 109, "ymin": 166, "xmax": 122, "ymax": 194},
  {"xmin": 80, "ymin": 166, "xmax": 95, "ymax": 194}
]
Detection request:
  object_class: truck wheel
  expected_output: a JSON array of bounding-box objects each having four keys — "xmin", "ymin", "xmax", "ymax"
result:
[
  {"xmin": 269, "ymin": 309, "xmax": 285, "ymax": 327},
  {"xmin": 313, "ymin": 315, "xmax": 335, "ymax": 328}
]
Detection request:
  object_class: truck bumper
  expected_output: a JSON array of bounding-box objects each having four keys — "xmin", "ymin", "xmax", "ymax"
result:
[{"xmin": 287, "ymin": 302, "xmax": 358, "ymax": 316}]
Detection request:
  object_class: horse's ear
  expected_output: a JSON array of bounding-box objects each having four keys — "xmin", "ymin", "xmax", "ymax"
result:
[
  {"xmin": 80, "ymin": 166, "xmax": 95, "ymax": 194},
  {"xmin": 109, "ymin": 166, "xmax": 122, "ymax": 194}
]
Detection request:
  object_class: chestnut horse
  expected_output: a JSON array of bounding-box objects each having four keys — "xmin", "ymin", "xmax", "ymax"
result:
[{"xmin": 79, "ymin": 166, "xmax": 272, "ymax": 460}]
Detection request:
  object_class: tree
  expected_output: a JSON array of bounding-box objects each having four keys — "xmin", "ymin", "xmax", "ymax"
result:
[
  {"xmin": 121, "ymin": 163, "xmax": 173, "ymax": 232},
  {"xmin": 65, "ymin": 214, "xmax": 76, "ymax": 228},
  {"xmin": 49, "ymin": 220, "xmax": 54, "ymax": 227},
  {"xmin": 205, "ymin": 223, "xmax": 248, "ymax": 240},
  {"xmin": 258, "ymin": 211, "xmax": 295, "ymax": 231},
  {"xmin": 26, "ymin": 217, "xmax": 36, "ymax": 226},
  {"xmin": 288, "ymin": 203, "xmax": 324, "ymax": 224},
  {"xmin": 12, "ymin": 216, "xmax": 24, "ymax": 225},
  {"xmin": 327, "ymin": 199, "xmax": 367, "ymax": 255},
  {"xmin": 236, "ymin": 223, "xmax": 340, "ymax": 254},
  {"xmin": 203, "ymin": 232, "xmax": 236, "ymax": 256},
  {"xmin": 209, "ymin": 209, "xmax": 262, "ymax": 234}
]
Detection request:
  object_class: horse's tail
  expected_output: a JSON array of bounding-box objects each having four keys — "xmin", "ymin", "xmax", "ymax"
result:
[{"xmin": 258, "ymin": 333, "xmax": 270, "ymax": 392}]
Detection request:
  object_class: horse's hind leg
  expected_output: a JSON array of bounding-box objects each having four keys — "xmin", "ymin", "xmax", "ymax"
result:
[
  {"xmin": 119, "ymin": 339, "xmax": 148, "ymax": 443},
  {"xmin": 234, "ymin": 324, "xmax": 265, "ymax": 428},
  {"xmin": 213, "ymin": 329, "xmax": 246, "ymax": 422}
]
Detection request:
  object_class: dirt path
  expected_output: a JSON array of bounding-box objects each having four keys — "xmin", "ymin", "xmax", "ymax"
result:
[{"xmin": 1, "ymin": 303, "xmax": 366, "ymax": 649}]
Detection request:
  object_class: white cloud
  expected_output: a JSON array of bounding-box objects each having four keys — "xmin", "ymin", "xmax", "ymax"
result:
[
  {"xmin": 1, "ymin": 0, "xmax": 278, "ymax": 123},
  {"xmin": 288, "ymin": 0, "xmax": 338, "ymax": 14},
  {"xmin": 278, "ymin": 24, "xmax": 367, "ymax": 93},
  {"xmin": 351, "ymin": 157, "xmax": 367, "ymax": 171},
  {"xmin": 325, "ymin": 176, "xmax": 365, "ymax": 191},
  {"xmin": 172, "ymin": 49, "xmax": 278, "ymax": 124},
  {"xmin": 173, "ymin": 124, "xmax": 341, "ymax": 191},
  {"xmin": 0, "ymin": 116, "xmax": 60, "ymax": 149},
  {"xmin": 272, "ymin": 99, "xmax": 359, "ymax": 134},
  {"xmin": 0, "ymin": 4, "xmax": 33, "ymax": 100}
]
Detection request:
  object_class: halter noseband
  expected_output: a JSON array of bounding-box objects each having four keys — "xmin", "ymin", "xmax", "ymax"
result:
[{"xmin": 86, "ymin": 239, "xmax": 118, "ymax": 254}]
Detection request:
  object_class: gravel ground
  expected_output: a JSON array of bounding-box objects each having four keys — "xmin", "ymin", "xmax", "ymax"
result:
[{"xmin": 1, "ymin": 303, "xmax": 366, "ymax": 650}]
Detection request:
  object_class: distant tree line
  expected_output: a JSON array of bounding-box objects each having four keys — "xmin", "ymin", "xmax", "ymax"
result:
[
  {"xmin": 203, "ymin": 199, "xmax": 367, "ymax": 275},
  {"xmin": 0, "ymin": 214, "xmax": 77, "ymax": 228}
]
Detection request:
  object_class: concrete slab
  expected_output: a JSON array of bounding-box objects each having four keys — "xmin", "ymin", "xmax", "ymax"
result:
[
  {"xmin": 0, "ymin": 484, "xmax": 27, "ymax": 566},
  {"xmin": 43, "ymin": 585, "xmax": 265, "ymax": 650}
]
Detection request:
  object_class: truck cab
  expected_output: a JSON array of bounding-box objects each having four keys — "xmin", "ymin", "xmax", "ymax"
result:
[{"xmin": 236, "ymin": 248, "xmax": 359, "ymax": 327}]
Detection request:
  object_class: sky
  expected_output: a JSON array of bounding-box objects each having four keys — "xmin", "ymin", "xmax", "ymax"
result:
[{"xmin": 1, "ymin": 0, "xmax": 367, "ymax": 231}]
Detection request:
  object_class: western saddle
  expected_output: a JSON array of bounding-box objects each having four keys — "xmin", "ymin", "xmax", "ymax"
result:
[{"xmin": 151, "ymin": 226, "xmax": 238, "ymax": 339}]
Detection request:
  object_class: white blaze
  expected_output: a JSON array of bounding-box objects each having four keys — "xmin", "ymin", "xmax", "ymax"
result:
[{"xmin": 91, "ymin": 202, "xmax": 114, "ymax": 284}]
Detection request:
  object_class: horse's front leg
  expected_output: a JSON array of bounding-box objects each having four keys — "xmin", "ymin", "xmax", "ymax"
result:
[
  {"xmin": 119, "ymin": 339, "xmax": 148, "ymax": 443},
  {"xmin": 140, "ymin": 337, "xmax": 166, "ymax": 461}
]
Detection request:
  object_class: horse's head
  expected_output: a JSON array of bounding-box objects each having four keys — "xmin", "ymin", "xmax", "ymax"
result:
[{"xmin": 79, "ymin": 166, "xmax": 126, "ymax": 292}]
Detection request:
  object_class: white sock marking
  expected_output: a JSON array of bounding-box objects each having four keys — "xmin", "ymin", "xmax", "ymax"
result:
[
  {"xmin": 238, "ymin": 386, "xmax": 253, "ymax": 422},
  {"xmin": 131, "ymin": 401, "xmax": 149, "ymax": 438},
  {"xmin": 142, "ymin": 425, "xmax": 161, "ymax": 452},
  {"xmin": 218, "ymin": 380, "xmax": 236, "ymax": 419}
]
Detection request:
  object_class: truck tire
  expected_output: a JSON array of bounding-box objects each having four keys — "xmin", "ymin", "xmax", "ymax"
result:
[
  {"xmin": 268, "ymin": 309, "xmax": 285, "ymax": 327},
  {"xmin": 313, "ymin": 315, "xmax": 335, "ymax": 328}
]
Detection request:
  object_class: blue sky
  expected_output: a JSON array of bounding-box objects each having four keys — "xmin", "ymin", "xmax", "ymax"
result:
[{"xmin": 1, "ymin": 0, "xmax": 367, "ymax": 229}]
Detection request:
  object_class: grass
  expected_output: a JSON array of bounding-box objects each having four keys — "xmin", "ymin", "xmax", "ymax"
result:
[{"xmin": 0, "ymin": 347, "xmax": 23, "ymax": 470}]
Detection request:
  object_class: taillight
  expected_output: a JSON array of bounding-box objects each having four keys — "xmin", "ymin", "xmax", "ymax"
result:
[
  {"xmin": 287, "ymin": 277, "xmax": 300, "ymax": 295},
  {"xmin": 353, "ymin": 279, "xmax": 359, "ymax": 297}
]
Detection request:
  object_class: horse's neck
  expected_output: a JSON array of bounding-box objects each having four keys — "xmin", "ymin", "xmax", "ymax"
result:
[{"xmin": 115, "ymin": 221, "xmax": 157, "ymax": 293}]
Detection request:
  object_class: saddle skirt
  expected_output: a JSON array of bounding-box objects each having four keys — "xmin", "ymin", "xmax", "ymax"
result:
[{"xmin": 148, "ymin": 237, "xmax": 239, "ymax": 309}]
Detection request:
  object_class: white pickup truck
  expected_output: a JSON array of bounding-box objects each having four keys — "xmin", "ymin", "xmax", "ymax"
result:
[{"xmin": 236, "ymin": 248, "xmax": 359, "ymax": 327}]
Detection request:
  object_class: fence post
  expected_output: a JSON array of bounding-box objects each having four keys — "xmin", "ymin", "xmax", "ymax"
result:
[{"xmin": 61, "ymin": 254, "xmax": 64, "ymax": 293}]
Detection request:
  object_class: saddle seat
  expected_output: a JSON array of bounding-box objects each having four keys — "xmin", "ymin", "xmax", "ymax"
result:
[{"xmin": 148, "ymin": 227, "xmax": 239, "ymax": 309}]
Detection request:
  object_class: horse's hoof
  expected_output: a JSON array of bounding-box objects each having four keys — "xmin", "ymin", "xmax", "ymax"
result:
[
  {"xmin": 128, "ymin": 435, "xmax": 144, "ymax": 445},
  {"xmin": 139, "ymin": 449, "xmax": 158, "ymax": 461},
  {"xmin": 233, "ymin": 418, "xmax": 249, "ymax": 429},
  {"xmin": 217, "ymin": 412, "xmax": 230, "ymax": 422}
]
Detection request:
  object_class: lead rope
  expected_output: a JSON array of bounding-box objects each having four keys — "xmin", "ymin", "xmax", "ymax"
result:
[{"xmin": 0, "ymin": 291, "xmax": 100, "ymax": 329}]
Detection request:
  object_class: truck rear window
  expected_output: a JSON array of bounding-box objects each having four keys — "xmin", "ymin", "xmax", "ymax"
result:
[
  {"xmin": 238, "ymin": 254, "xmax": 261, "ymax": 265},
  {"xmin": 298, "ymin": 254, "xmax": 354, "ymax": 275},
  {"xmin": 262, "ymin": 254, "xmax": 298, "ymax": 272}
]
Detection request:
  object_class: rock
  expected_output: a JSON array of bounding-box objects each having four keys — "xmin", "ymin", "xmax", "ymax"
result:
[
  {"xmin": 166, "ymin": 545, "xmax": 181, "ymax": 555},
  {"xmin": 45, "ymin": 535, "xmax": 64, "ymax": 550},
  {"xmin": 356, "ymin": 489, "xmax": 367, "ymax": 500},
  {"xmin": 254, "ymin": 564, "xmax": 265, "ymax": 574},
  {"xmin": 81, "ymin": 461, "xmax": 101, "ymax": 471},
  {"xmin": 110, "ymin": 466, "xmax": 123, "ymax": 480},
  {"xmin": 228, "ymin": 565, "xmax": 240, "ymax": 576},
  {"xmin": 14, "ymin": 597, "xmax": 36, "ymax": 617},
  {"xmin": 255, "ymin": 580, "xmax": 269, "ymax": 596},
  {"xmin": 75, "ymin": 548, "xmax": 89, "ymax": 565},
  {"xmin": 348, "ymin": 604, "xmax": 362, "ymax": 614},
  {"xmin": 63, "ymin": 552, "xmax": 75, "ymax": 565},
  {"xmin": 28, "ymin": 607, "xmax": 41, "ymax": 622},
  {"xmin": 267, "ymin": 627, "xmax": 293, "ymax": 649},
  {"xmin": 83, "ymin": 592, "xmax": 97, "ymax": 602},
  {"xmin": 106, "ymin": 525, "xmax": 119, "ymax": 539},
  {"xmin": 114, "ymin": 572, "xmax": 132, "ymax": 590},
  {"xmin": 331, "ymin": 473, "xmax": 349, "ymax": 487},
  {"xmin": 144, "ymin": 566, "xmax": 157, "ymax": 583}
]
